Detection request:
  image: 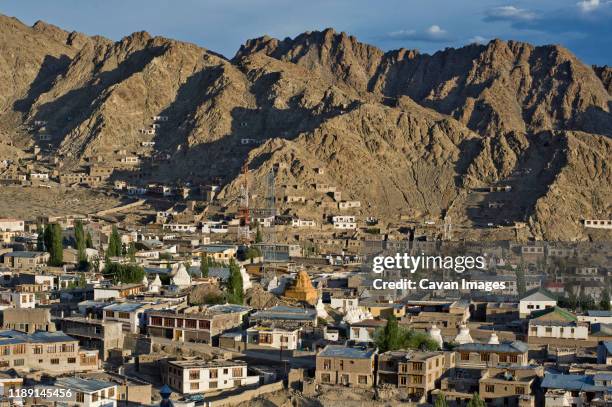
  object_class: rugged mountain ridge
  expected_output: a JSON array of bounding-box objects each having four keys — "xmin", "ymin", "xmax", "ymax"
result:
[{"xmin": 0, "ymin": 17, "xmax": 610, "ymax": 240}]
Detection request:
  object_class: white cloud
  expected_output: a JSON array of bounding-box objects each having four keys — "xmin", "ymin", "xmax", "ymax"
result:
[
  {"xmin": 387, "ymin": 25, "xmax": 451, "ymax": 42},
  {"xmin": 485, "ymin": 6, "xmax": 536, "ymax": 22},
  {"xmin": 577, "ymin": 0, "xmax": 612, "ymax": 12},
  {"xmin": 468, "ymin": 35, "xmax": 488, "ymax": 44}
]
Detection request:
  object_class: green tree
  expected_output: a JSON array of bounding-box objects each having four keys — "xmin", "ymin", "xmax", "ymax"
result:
[
  {"xmin": 600, "ymin": 290, "xmax": 611, "ymax": 311},
  {"xmin": 36, "ymin": 224, "xmax": 45, "ymax": 251},
  {"xmin": 46, "ymin": 223, "xmax": 63, "ymax": 266},
  {"xmin": 374, "ymin": 315, "xmax": 439, "ymax": 352},
  {"xmin": 434, "ymin": 393, "xmax": 449, "ymax": 407},
  {"xmin": 75, "ymin": 220, "xmax": 88, "ymax": 270},
  {"xmin": 515, "ymin": 263, "xmax": 526, "ymax": 297},
  {"xmin": 467, "ymin": 393, "xmax": 486, "ymax": 407},
  {"xmin": 85, "ymin": 231, "xmax": 93, "ymax": 249},
  {"xmin": 104, "ymin": 263, "xmax": 145, "ymax": 284},
  {"xmin": 106, "ymin": 226, "xmax": 122, "ymax": 258},
  {"xmin": 245, "ymin": 246, "xmax": 261, "ymax": 260},
  {"xmin": 200, "ymin": 254, "xmax": 209, "ymax": 278},
  {"xmin": 127, "ymin": 242, "xmax": 137, "ymax": 262},
  {"xmin": 226, "ymin": 259, "xmax": 244, "ymax": 304}
]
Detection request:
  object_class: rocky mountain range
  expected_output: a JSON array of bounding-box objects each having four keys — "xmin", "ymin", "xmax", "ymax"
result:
[{"xmin": 0, "ymin": 15, "xmax": 610, "ymax": 241}]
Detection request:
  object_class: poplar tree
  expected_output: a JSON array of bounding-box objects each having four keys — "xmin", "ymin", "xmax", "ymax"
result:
[{"xmin": 226, "ymin": 259, "xmax": 243, "ymax": 304}]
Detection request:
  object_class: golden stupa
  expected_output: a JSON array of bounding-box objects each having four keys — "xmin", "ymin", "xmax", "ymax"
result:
[{"xmin": 283, "ymin": 270, "xmax": 318, "ymax": 305}]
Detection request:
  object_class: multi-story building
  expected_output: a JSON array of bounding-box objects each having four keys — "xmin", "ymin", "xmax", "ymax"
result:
[
  {"xmin": 332, "ymin": 216, "xmax": 356, "ymax": 230},
  {"xmin": 0, "ymin": 330, "xmax": 98, "ymax": 374},
  {"xmin": 316, "ymin": 345, "xmax": 377, "ymax": 388},
  {"xmin": 250, "ymin": 306, "xmax": 318, "ymax": 329},
  {"xmin": 456, "ymin": 341, "xmax": 529, "ymax": 369},
  {"xmin": 1, "ymin": 308, "xmax": 54, "ymax": 333},
  {"xmin": 102, "ymin": 302, "xmax": 161, "ymax": 334},
  {"xmin": 348, "ymin": 319, "xmax": 386, "ymax": 343},
  {"xmin": 377, "ymin": 351, "xmax": 452, "ymax": 402},
  {"xmin": 246, "ymin": 326, "xmax": 300, "ymax": 350},
  {"xmin": 1, "ymin": 251, "xmax": 49, "ymax": 269},
  {"xmin": 527, "ymin": 307, "xmax": 590, "ymax": 346},
  {"xmin": 148, "ymin": 308, "xmax": 244, "ymax": 344},
  {"xmin": 164, "ymin": 359, "xmax": 258, "ymax": 394},
  {"xmin": 35, "ymin": 377, "xmax": 118, "ymax": 407},
  {"xmin": 61, "ymin": 317, "xmax": 124, "ymax": 360},
  {"xmin": 479, "ymin": 366, "xmax": 542, "ymax": 407},
  {"xmin": 0, "ymin": 218, "xmax": 25, "ymax": 232},
  {"xmin": 541, "ymin": 373, "xmax": 612, "ymax": 406}
]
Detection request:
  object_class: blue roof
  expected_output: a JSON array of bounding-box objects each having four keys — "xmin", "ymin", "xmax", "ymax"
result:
[
  {"xmin": 587, "ymin": 310, "xmax": 612, "ymax": 317},
  {"xmin": 457, "ymin": 341, "xmax": 529, "ymax": 354},
  {"xmin": 603, "ymin": 341, "xmax": 612, "ymax": 354},
  {"xmin": 54, "ymin": 377, "xmax": 114, "ymax": 393},
  {"xmin": 541, "ymin": 374, "xmax": 593, "ymax": 391},
  {"xmin": 319, "ymin": 345, "xmax": 376, "ymax": 359},
  {"xmin": 0, "ymin": 330, "xmax": 76, "ymax": 344},
  {"xmin": 201, "ymin": 244, "xmax": 236, "ymax": 253},
  {"xmin": 252, "ymin": 306, "xmax": 317, "ymax": 321},
  {"xmin": 5, "ymin": 251, "xmax": 45, "ymax": 258},
  {"xmin": 208, "ymin": 304, "xmax": 251, "ymax": 314},
  {"xmin": 103, "ymin": 302, "xmax": 146, "ymax": 312},
  {"xmin": 209, "ymin": 267, "xmax": 230, "ymax": 281}
]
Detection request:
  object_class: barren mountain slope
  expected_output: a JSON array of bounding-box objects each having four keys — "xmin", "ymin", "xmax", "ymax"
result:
[{"xmin": 0, "ymin": 17, "xmax": 610, "ymax": 241}]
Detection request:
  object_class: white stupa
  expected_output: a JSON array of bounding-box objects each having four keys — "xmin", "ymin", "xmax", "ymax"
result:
[
  {"xmin": 454, "ymin": 324, "xmax": 473, "ymax": 345},
  {"xmin": 239, "ymin": 266, "xmax": 252, "ymax": 292},
  {"xmin": 428, "ymin": 324, "xmax": 444, "ymax": 349},
  {"xmin": 488, "ymin": 332, "xmax": 500, "ymax": 345},
  {"xmin": 266, "ymin": 276, "xmax": 279, "ymax": 292},
  {"xmin": 316, "ymin": 296, "xmax": 329, "ymax": 319},
  {"xmin": 171, "ymin": 264, "xmax": 192, "ymax": 289},
  {"xmin": 342, "ymin": 306, "xmax": 373, "ymax": 324},
  {"xmin": 142, "ymin": 274, "xmax": 149, "ymax": 285},
  {"xmin": 149, "ymin": 274, "xmax": 162, "ymax": 293}
]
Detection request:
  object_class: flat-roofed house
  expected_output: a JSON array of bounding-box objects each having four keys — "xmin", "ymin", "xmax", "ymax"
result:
[
  {"xmin": 316, "ymin": 345, "xmax": 377, "ymax": 388},
  {"xmin": 164, "ymin": 359, "xmax": 259, "ymax": 395}
]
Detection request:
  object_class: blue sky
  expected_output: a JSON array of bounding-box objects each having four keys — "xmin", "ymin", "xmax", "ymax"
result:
[{"xmin": 2, "ymin": 0, "xmax": 611, "ymax": 65}]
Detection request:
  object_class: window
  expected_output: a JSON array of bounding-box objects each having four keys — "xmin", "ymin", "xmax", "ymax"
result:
[
  {"xmin": 61, "ymin": 344, "xmax": 75, "ymax": 352},
  {"xmin": 76, "ymin": 393, "xmax": 84, "ymax": 403},
  {"xmin": 190, "ymin": 383, "xmax": 199, "ymax": 390},
  {"xmin": 515, "ymin": 386, "xmax": 525, "ymax": 395},
  {"xmin": 509, "ymin": 355, "xmax": 518, "ymax": 363},
  {"xmin": 411, "ymin": 375, "xmax": 423, "ymax": 384},
  {"xmin": 151, "ymin": 317, "xmax": 163, "ymax": 325},
  {"xmin": 13, "ymin": 359, "xmax": 24, "ymax": 366},
  {"xmin": 199, "ymin": 320, "xmax": 211, "ymax": 329},
  {"xmin": 358, "ymin": 375, "xmax": 368, "ymax": 385},
  {"xmin": 223, "ymin": 369, "xmax": 228, "ymax": 375},
  {"xmin": 399, "ymin": 376, "xmax": 407, "ymax": 385},
  {"xmin": 209, "ymin": 381, "xmax": 218, "ymax": 389},
  {"xmin": 164, "ymin": 318, "xmax": 175, "ymax": 327},
  {"xmin": 481, "ymin": 353, "xmax": 490, "ymax": 362},
  {"xmin": 105, "ymin": 311, "xmax": 114, "ymax": 318},
  {"xmin": 545, "ymin": 327, "xmax": 552, "ymax": 334},
  {"xmin": 486, "ymin": 385, "xmax": 495, "ymax": 393},
  {"xmin": 0, "ymin": 361, "xmax": 8, "ymax": 368},
  {"xmin": 323, "ymin": 359, "xmax": 332, "ymax": 370},
  {"xmin": 189, "ymin": 370, "xmax": 200, "ymax": 380},
  {"xmin": 232, "ymin": 368, "xmax": 242, "ymax": 377},
  {"xmin": 412, "ymin": 362, "xmax": 424, "ymax": 370},
  {"xmin": 209, "ymin": 369, "xmax": 218, "ymax": 379},
  {"xmin": 51, "ymin": 358, "xmax": 60, "ymax": 365},
  {"xmin": 460, "ymin": 353, "xmax": 469, "ymax": 361},
  {"xmin": 92, "ymin": 393, "xmax": 99, "ymax": 402},
  {"xmin": 68, "ymin": 358, "xmax": 76, "ymax": 364},
  {"xmin": 321, "ymin": 373, "xmax": 331, "ymax": 383},
  {"xmin": 234, "ymin": 379, "xmax": 242, "ymax": 386},
  {"xmin": 118, "ymin": 312, "xmax": 130, "ymax": 319},
  {"xmin": 47, "ymin": 345, "xmax": 57, "ymax": 353},
  {"xmin": 108, "ymin": 388, "xmax": 115, "ymax": 398},
  {"xmin": 185, "ymin": 319, "xmax": 197, "ymax": 329}
]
